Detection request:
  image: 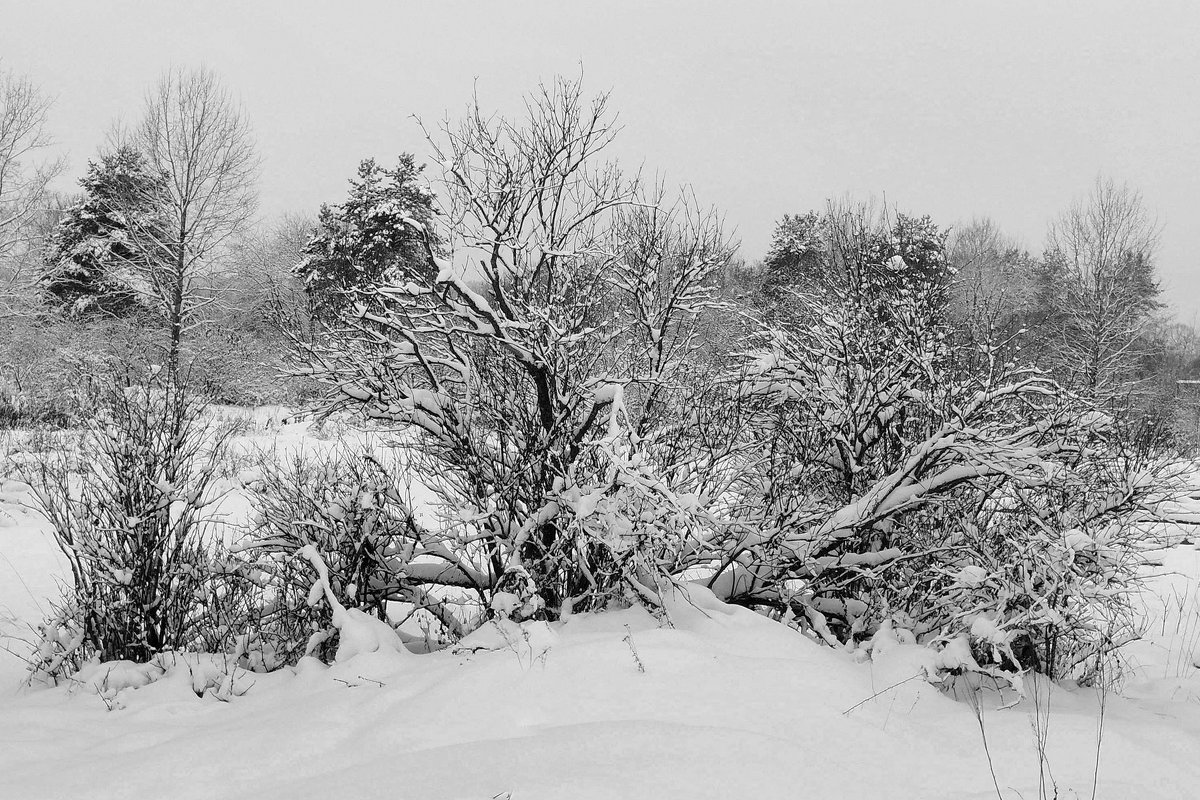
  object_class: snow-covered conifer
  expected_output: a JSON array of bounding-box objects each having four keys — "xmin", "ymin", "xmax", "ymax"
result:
[
  {"xmin": 294, "ymin": 155, "xmax": 437, "ymax": 318},
  {"xmin": 40, "ymin": 146, "xmax": 165, "ymax": 318}
]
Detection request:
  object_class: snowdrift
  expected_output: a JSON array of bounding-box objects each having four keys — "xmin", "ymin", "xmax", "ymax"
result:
[{"xmin": 2, "ymin": 574, "xmax": 1199, "ymax": 799}]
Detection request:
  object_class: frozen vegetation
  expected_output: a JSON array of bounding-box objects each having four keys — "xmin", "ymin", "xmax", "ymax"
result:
[
  {"xmin": 2, "ymin": 417, "xmax": 1200, "ymax": 798},
  {"xmin": 2, "ymin": 70, "xmax": 1200, "ymax": 799}
]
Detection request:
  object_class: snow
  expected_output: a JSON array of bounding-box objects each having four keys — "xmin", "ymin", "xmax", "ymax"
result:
[
  {"xmin": 591, "ymin": 382, "xmax": 622, "ymax": 405},
  {"xmin": 955, "ymin": 564, "xmax": 989, "ymax": 587},
  {"xmin": 970, "ymin": 613, "xmax": 1014, "ymax": 648},
  {"xmin": 301, "ymin": 543, "xmax": 408, "ymax": 663},
  {"xmin": 3, "ymin": 418, "xmax": 1200, "ymax": 798}
]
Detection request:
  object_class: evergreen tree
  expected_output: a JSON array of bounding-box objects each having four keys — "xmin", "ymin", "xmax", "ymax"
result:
[
  {"xmin": 40, "ymin": 146, "xmax": 166, "ymax": 318},
  {"xmin": 295, "ymin": 155, "xmax": 438, "ymax": 318},
  {"xmin": 872, "ymin": 213, "xmax": 953, "ymax": 300},
  {"xmin": 761, "ymin": 211, "xmax": 825, "ymax": 301},
  {"xmin": 762, "ymin": 209, "xmax": 950, "ymax": 305}
]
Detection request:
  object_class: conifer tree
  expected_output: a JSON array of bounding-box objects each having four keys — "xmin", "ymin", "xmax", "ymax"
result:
[
  {"xmin": 41, "ymin": 146, "xmax": 165, "ymax": 318},
  {"xmin": 295, "ymin": 155, "xmax": 437, "ymax": 318}
]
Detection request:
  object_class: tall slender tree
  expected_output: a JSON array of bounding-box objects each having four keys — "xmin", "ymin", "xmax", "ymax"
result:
[
  {"xmin": 0, "ymin": 65, "xmax": 64, "ymax": 314},
  {"xmin": 945, "ymin": 218, "xmax": 1037, "ymax": 361},
  {"xmin": 116, "ymin": 67, "xmax": 258, "ymax": 376}
]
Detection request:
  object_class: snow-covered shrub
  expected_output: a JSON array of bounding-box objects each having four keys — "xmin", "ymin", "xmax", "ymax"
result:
[
  {"xmin": 706, "ymin": 281, "xmax": 1178, "ymax": 682},
  {"xmin": 236, "ymin": 444, "xmax": 446, "ymax": 656},
  {"xmin": 22, "ymin": 598, "xmax": 88, "ymax": 685},
  {"xmin": 297, "ymin": 78, "xmax": 735, "ymax": 621},
  {"xmin": 297, "ymin": 543, "xmax": 410, "ymax": 663},
  {"xmin": 870, "ymin": 449, "xmax": 1179, "ymax": 682},
  {"xmin": 22, "ymin": 373, "xmax": 228, "ymax": 666},
  {"xmin": 180, "ymin": 540, "xmax": 301, "ymax": 672},
  {"xmin": 0, "ymin": 315, "xmax": 128, "ymax": 429},
  {"xmin": 533, "ymin": 382, "xmax": 722, "ymax": 616},
  {"xmin": 186, "ymin": 441, "xmax": 471, "ymax": 665},
  {"xmin": 269, "ymin": 76, "xmax": 1176, "ymax": 686}
]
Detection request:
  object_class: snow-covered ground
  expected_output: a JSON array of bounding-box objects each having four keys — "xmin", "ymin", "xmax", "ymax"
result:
[{"xmin": 3, "ymin": 421, "xmax": 1200, "ymax": 799}]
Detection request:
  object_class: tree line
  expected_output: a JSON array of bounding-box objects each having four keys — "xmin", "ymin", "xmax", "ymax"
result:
[{"xmin": 0, "ymin": 65, "xmax": 1194, "ymax": 430}]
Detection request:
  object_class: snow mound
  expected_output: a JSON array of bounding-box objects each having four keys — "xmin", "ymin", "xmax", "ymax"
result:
[
  {"xmin": 66, "ymin": 652, "xmax": 260, "ymax": 708},
  {"xmin": 455, "ymin": 617, "xmax": 558, "ymax": 666},
  {"xmin": 299, "ymin": 543, "xmax": 408, "ymax": 663},
  {"xmin": 330, "ymin": 605, "xmax": 408, "ymax": 662},
  {"xmin": 0, "ymin": 586, "xmax": 1198, "ymax": 797}
]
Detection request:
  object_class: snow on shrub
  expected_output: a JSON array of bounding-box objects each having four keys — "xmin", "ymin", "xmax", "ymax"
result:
[
  {"xmin": 21, "ymin": 373, "xmax": 228, "ymax": 676},
  {"xmin": 703, "ymin": 283, "xmax": 1181, "ymax": 684},
  {"xmin": 230, "ymin": 442, "xmax": 465, "ymax": 661},
  {"xmin": 220, "ymin": 77, "xmax": 1181, "ymax": 692},
  {"xmin": 295, "ymin": 78, "xmax": 735, "ymax": 623},
  {"xmin": 298, "ymin": 544, "xmax": 408, "ymax": 662}
]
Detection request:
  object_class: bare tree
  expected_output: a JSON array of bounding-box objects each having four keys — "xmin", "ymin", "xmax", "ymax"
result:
[
  {"xmin": 118, "ymin": 67, "xmax": 258, "ymax": 376},
  {"xmin": 298, "ymin": 77, "xmax": 735, "ymax": 621},
  {"xmin": 1044, "ymin": 177, "xmax": 1160, "ymax": 398},
  {"xmin": 225, "ymin": 212, "xmax": 315, "ymax": 332},
  {"xmin": 946, "ymin": 217, "xmax": 1037, "ymax": 365},
  {"xmin": 0, "ymin": 65, "xmax": 64, "ymax": 313}
]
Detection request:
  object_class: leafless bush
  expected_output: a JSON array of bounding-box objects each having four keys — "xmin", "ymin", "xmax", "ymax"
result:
[
  {"xmin": 21, "ymin": 373, "xmax": 229, "ymax": 669},
  {"xmin": 703, "ymin": 282, "xmax": 1180, "ymax": 682},
  {"xmin": 182, "ymin": 540, "xmax": 310, "ymax": 671},
  {"xmin": 248, "ymin": 445, "xmax": 414, "ymax": 616},
  {"xmin": 297, "ymin": 77, "xmax": 734, "ymax": 621},
  {"xmin": 219, "ymin": 443, "xmax": 466, "ymax": 660}
]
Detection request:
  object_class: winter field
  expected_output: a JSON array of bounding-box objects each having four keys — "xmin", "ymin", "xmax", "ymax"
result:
[
  {"xmin": 2, "ymin": 412, "xmax": 1200, "ymax": 800},
  {"xmin": 2, "ymin": 57, "xmax": 1200, "ymax": 800}
]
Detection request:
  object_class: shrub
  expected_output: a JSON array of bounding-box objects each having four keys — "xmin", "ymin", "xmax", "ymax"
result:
[
  {"xmin": 707, "ymin": 285, "xmax": 1179, "ymax": 683},
  {"xmin": 251, "ymin": 446, "xmax": 412, "ymax": 608},
  {"xmin": 0, "ymin": 315, "xmax": 159, "ymax": 429},
  {"xmin": 213, "ymin": 442, "xmax": 465, "ymax": 661},
  {"xmin": 182, "ymin": 540, "xmax": 308, "ymax": 672},
  {"xmin": 22, "ymin": 373, "xmax": 228, "ymax": 667},
  {"xmin": 298, "ymin": 78, "xmax": 734, "ymax": 623}
]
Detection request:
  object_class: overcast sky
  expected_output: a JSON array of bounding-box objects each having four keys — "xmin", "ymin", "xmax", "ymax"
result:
[{"xmin": 3, "ymin": 1, "xmax": 1198, "ymax": 317}]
